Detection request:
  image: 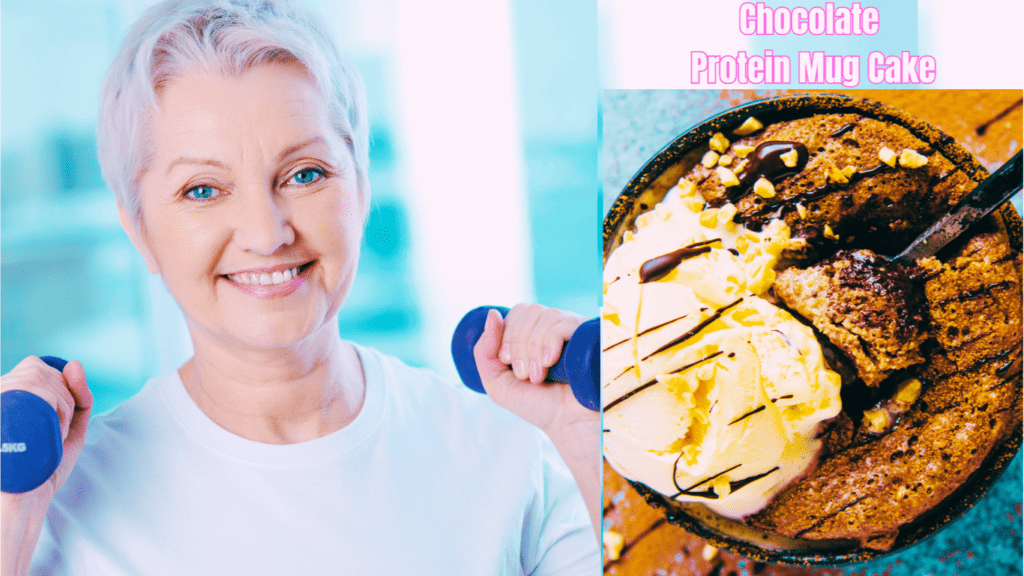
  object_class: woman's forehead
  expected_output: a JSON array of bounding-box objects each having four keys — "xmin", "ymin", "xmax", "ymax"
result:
[{"xmin": 149, "ymin": 64, "xmax": 342, "ymax": 166}]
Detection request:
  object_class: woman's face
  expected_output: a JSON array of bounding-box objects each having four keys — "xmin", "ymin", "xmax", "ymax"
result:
[{"xmin": 127, "ymin": 63, "xmax": 365, "ymax": 353}]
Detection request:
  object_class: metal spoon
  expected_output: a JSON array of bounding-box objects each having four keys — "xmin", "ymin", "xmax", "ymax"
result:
[{"xmin": 893, "ymin": 150, "xmax": 1022, "ymax": 266}]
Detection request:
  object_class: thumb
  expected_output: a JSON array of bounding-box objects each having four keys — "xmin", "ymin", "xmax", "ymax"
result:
[
  {"xmin": 61, "ymin": 360, "xmax": 92, "ymax": 454},
  {"xmin": 473, "ymin": 309, "xmax": 509, "ymax": 394}
]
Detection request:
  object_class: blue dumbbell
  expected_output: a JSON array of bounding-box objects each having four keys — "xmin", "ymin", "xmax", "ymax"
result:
[
  {"xmin": 1, "ymin": 356, "xmax": 68, "ymax": 494},
  {"xmin": 450, "ymin": 306, "xmax": 600, "ymax": 412}
]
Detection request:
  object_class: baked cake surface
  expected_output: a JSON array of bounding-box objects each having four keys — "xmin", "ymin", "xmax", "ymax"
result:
[{"xmin": 773, "ymin": 249, "xmax": 928, "ymax": 386}]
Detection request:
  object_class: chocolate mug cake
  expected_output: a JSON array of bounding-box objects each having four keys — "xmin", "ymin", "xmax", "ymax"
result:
[{"xmin": 602, "ymin": 93, "xmax": 1022, "ymax": 568}]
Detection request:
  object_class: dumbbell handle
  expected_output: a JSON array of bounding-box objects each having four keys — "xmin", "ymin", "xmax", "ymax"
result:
[
  {"xmin": 1, "ymin": 356, "xmax": 67, "ymax": 494},
  {"xmin": 450, "ymin": 306, "xmax": 600, "ymax": 411}
]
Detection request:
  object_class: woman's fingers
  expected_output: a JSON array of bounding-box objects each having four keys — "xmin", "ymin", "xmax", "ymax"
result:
[
  {"xmin": 54, "ymin": 361, "xmax": 92, "ymax": 489},
  {"xmin": 500, "ymin": 304, "xmax": 542, "ymax": 381},
  {"xmin": 502, "ymin": 304, "xmax": 584, "ymax": 384}
]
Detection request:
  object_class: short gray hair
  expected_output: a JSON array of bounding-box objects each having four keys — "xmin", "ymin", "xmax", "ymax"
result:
[{"xmin": 97, "ymin": 0, "xmax": 369, "ymax": 222}]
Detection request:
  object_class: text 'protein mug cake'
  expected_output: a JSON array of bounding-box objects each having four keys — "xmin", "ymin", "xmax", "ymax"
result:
[{"xmin": 601, "ymin": 94, "xmax": 1022, "ymax": 564}]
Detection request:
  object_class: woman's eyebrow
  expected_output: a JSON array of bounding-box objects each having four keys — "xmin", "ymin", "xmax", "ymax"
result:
[
  {"xmin": 166, "ymin": 157, "xmax": 227, "ymax": 175},
  {"xmin": 164, "ymin": 137, "xmax": 330, "ymax": 175},
  {"xmin": 276, "ymin": 136, "xmax": 327, "ymax": 162}
]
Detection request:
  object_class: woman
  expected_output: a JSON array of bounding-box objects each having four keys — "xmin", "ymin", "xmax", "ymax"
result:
[{"xmin": 0, "ymin": 1, "xmax": 599, "ymax": 574}]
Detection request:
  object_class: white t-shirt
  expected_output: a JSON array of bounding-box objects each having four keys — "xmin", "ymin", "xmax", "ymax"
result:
[{"xmin": 30, "ymin": 345, "xmax": 598, "ymax": 575}]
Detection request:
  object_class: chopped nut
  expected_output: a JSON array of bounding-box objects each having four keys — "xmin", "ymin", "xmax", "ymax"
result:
[
  {"xmin": 719, "ymin": 203, "xmax": 738, "ymax": 223},
  {"xmin": 718, "ymin": 154, "xmax": 733, "ymax": 166},
  {"xmin": 796, "ymin": 203, "xmax": 808, "ymax": 219},
  {"xmin": 828, "ymin": 164, "xmax": 849, "ymax": 184},
  {"xmin": 677, "ymin": 178, "xmax": 696, "ymax": 196},
  {"xmin": 702, "ymin": 544, "xmax": 720, "ymax": 562},
  {"xmin": 745, "ymin": 257, "xmax": 776, "ymax": 293},
  {"xmin": 753, "ymin": 177, "xmax": 776, "ymax": 198},
  {"xmin": 732, "ymin": 158, "xmax": 749, "ymax": 173},
  {"xmin": 841, "ymin": 165, "xmax": 858, "ymax": 178},
  {"xmin": 683, "ymin": 195, "xmax": 705, "ymax": 213},
  {"xmin": 732, "ymin": 116, "xmax": 764, "ymax": 136},
  {"xmin": 863, "ymin": 408, "xmax": 890, "ymax": 433},
  {"xmin": 899, "ymin": 148, "xmax": 928, "ymax": 168},
  {"xmin": 780, "ymin": 149, "xmax": 799, "ymax": 168},
  {"xmin": 711, "ymin": 476, "xmax": 731, "ymax": 498},
  {"xmin": 787, "ymin": 237, "xmax": 809, "ymax": 251},
  {"xmin": 879, "ymin": 147, "xmax": 898, "ymax": 167},
  {"xmin": 698, "ymin": 209, "xmax": 719, "ymax": 228},
  {"xmin": 709, "ymin": 132, "xmax": 730, "ymax": 153},
  {"xmin": 733, "ymin": 144, "xmax": 756, "ymax": 158},
  {"xmin": 716, "ymin": 166, "xmax": 740, "ymax": 187},
  {"xmin": 823, "ymin": 224, "xmax": 838, "ymax": 240},
  {"xmin": 895, "ymin": 378, "xmax": 922, "ymax": 404},
  {"xmin": 735, "ymin": 235, "xmax": 749, "ymax": 254},
  {"xmin": 702, "ymin": 150, "xmax": 720, "ymax": 168},
  {"xmin": 603, "ymin": 529, "xmax": 625, "ymax": 561}
]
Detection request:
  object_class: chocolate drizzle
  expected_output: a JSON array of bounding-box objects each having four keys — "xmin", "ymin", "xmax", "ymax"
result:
[
  {"xmin": 639, "ymin": 238, "xmax": 721, "ymax": 283},
  {"xmin": 672, "ymin": 463, "xmax": 741, "ymax": 496},
  {"xmin": 935, "ymin": 281, "xmax": 1012, "ymax": 306},
  {"xmin": 603, "ymin": 351, "xmax": 723, "ymax": 412},
  {"xmin": 601, "ymin": 517, "xmax": 667, "ymax": 570},
  {"xmin": 829, "ymin": 121, "xmax": 859, "ymax": 138},
  {"xmin": 729, "ymin": 405, "xmax": 766, "ymax": 425},
  {"xmin": 975, "ymin": 97, "xmax": 1023, "ymax": 136},
  {"xmin": 602, "ymin": 312, "xmax": 693, "ymax": 352},
  {"xmin": 729, "ymin": 141, "xmax": 810, "ymax": 202},
  {"xmin": 794, "ymin": 494, "xmax": 871, "ymax": 537},
  {"xmin": 670, "ymin": 463, "xmax": 781, "ymax": 500},
  {"xmin": 642, "ymin": 298, "xmax": 744, "ymax": 361},
  {"xmin": 736, "ymin": 161, "xmax": 894, "ymax": 228}
]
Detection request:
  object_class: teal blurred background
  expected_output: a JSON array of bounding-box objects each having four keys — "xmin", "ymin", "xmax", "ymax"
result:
[{"xmin": 1, "ymin": 0, "xmax": 600, "ymax": 414}]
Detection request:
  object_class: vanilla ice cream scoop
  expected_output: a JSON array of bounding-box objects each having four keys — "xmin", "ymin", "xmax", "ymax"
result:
[{"xmin": 602, "ymin": 178, "xmax": 842, "ymax": 519}]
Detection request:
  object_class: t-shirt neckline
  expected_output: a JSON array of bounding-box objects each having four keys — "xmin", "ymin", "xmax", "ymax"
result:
[{"xmin": 158, "ymin": 343, "xmax": 386, "ymax": 468}]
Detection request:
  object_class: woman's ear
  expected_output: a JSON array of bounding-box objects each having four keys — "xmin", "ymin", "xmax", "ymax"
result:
[{"xmin": 118, "ymin": 204, "xmax": 160, "ymax": 274}]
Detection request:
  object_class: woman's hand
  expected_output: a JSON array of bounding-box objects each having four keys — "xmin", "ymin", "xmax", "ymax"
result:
[
  {"xmin": 1, "ymin": 357, "xmax": 92, "ymax": 576},
  {"xmin": 472, "ymin": 304, "xmax": 601, "ymax": 538}
]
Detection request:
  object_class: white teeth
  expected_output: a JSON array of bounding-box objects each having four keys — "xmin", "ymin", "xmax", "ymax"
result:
[{"xmin": 227, "ymin": 266, "xmax": 302, "ymax": 286}]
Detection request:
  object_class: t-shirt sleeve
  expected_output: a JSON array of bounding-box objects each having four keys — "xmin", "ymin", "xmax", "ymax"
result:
[{"xmin": 520, "ymin": 432, "xmax": 600, "ymax": 576}]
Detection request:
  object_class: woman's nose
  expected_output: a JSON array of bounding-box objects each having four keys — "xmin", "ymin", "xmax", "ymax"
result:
[{"xmin": 231, "ymin": 186, "xmax": 295, "ymax": 255}]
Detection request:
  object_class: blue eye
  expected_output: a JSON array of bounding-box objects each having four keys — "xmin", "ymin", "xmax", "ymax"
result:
[
  {"xmin": 290, "ymin": 168, "xmax": 324, "ymax": 185},
  {"xmin": 185, "ymin": 185, "xmax": 218, "ymax": 200}
]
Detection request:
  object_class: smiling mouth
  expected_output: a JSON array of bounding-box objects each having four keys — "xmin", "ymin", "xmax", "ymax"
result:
[{"xmin": 223, "ymin": 262, "xmax": 313, "ymax": 286}]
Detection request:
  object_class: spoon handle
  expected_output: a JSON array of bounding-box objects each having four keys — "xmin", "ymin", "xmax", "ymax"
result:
[{"xmin": 895, "ymin": 150, "xmax": 1022, "ymax": 265}]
